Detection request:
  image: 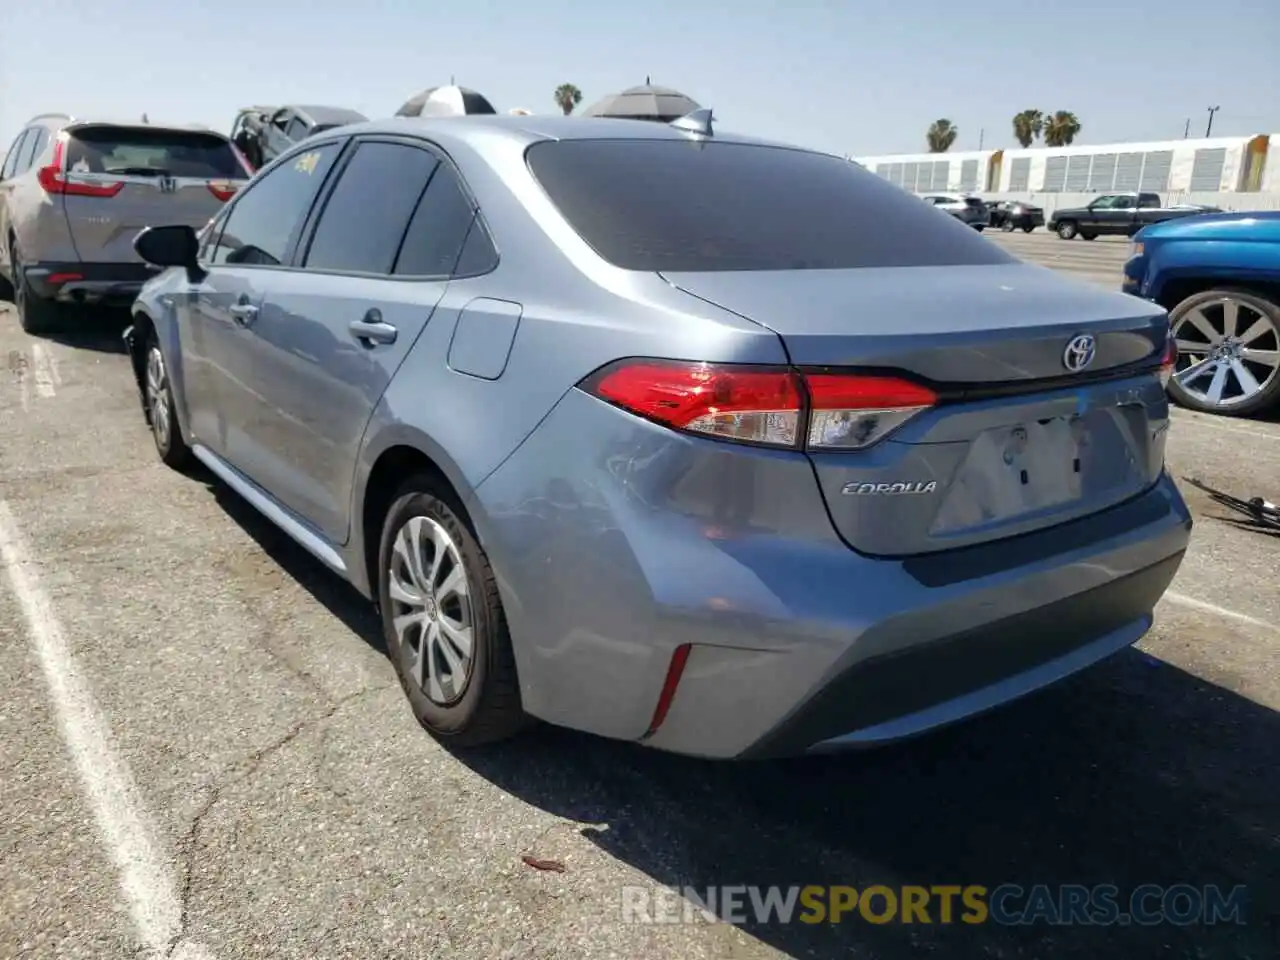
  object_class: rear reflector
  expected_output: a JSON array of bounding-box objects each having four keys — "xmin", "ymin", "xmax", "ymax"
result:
[
  {"xmin": 581, "ymin": 359, "xmax": 937, "ymax": 450},
  {"xmin": 46, "ymin": 273, "xmax": 83, "ymax": 284},
  {"xmin": 37, "ymin": 138, "xmax": 125, "ymax": 198},
  {"xmin": 644, "ymin": 643, "xmax": 692, "ymax": 738}
]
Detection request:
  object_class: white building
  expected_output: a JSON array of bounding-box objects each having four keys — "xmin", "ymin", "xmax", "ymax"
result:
[{"xmin": 851, "ymin": 133, "xmax": 1280, "ymax": 208}]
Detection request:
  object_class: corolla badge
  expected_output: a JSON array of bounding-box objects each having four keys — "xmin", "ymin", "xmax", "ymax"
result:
[
  {"xmin": 842, "ymin": 481, "xmax": 937, "ymax": 496},
  {"xmin": 1062, "ymin": 333, "xmax": 1097, "ymax": 372}
]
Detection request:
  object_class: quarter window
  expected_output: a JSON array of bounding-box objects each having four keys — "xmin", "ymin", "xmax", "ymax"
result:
[
  {"xmin": 304, "ymin": 141, "xmax": 440, "ymax": 275},
  {"xmin": 2, "ymin": 131, "xmax": 30, "ymax": 180},
  {"xmin": 210, "ymin": 141, "xmax": 341, "ymax": 266},
  {"xmin": 393, "ymin": 162, "xmax": 479, "ymax": 277}
]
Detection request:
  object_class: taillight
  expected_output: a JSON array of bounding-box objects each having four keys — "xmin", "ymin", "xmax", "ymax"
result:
[
  {"xmin": 37, "ymin": 138, "xmax": 124, "ymax": 198},
  {"xmin": 207, "ymin": 180, "xmax": 238, "ymax": 202},
  {"xmin": 1159, "ymin": 338, "xmax": 1176, "ymax": 388},
  {"xmin": 581, "ymin": 359, "xmax": 937, "ymax": 450}
]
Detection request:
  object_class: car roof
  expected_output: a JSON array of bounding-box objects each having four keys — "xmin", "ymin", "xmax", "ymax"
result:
[
  {"xmin": 291, "ymin": 105, "xmax": 369, "ymax": 126},
  {"xmin": 326, "ymin": 113, "xmax": 832, "ymax": 157}
]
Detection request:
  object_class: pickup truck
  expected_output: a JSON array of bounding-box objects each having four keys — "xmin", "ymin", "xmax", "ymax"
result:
[
  {"xmin": 230, "ymin": 104, "xmax": 368, "ymax": 172},
  {"xmin": 1048, "ymin": 192, "xmax": 1221, "ymax": 241},
  {"xmin": 1122, "ymin": 211, "xmax": 1280, "ymax": 417}
]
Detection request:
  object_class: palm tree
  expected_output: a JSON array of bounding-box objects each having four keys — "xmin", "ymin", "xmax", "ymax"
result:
[
  {"xmin": 554, "ymin": 83, "xmax": 583, "ymax": 116},
  {"xmin": 1042, "ymin": 111, "xmax": 1082, "ymax": 147},
  {"xmin": 1011, "ymin": 109, "xmax": 1043, "ymax": 148},
  {"xmin": 926, "ymin": 119, "xmax": 958, "ymax": 153}
]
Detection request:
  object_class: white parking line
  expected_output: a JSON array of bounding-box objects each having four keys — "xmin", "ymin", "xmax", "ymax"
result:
[
  {"xmin": 32, "ymin": 341, "xmax": 60, "ymax": 398},
  {"xmin": 0, "ymin": 500, "xmax": 213, "ymax": 960},
  {"xmin": 1164, "ymin": 590, "xmax": 1278, "ymax": 633},
  {"xmin": 1170, "ymin": 411, "xmax": 1280, "ymax": 442}
]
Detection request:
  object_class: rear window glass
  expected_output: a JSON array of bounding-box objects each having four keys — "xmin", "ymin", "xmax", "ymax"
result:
[
  {"xmin": 66, "ymin": 127, "xmax": 244, "ymax": 179},
  {"xmin": 525, "ymin": 140, "xmax": 1015, "ymax": 272}
]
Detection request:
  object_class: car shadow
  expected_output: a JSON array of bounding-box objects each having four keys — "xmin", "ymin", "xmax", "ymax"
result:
[
  {"xmin": 4, "ymin": 303, "xmax": 132, "ymax": 355},
  {"xmin": 452, "ymin": 655, "xmax": 1276, "ymax": 958},
  {"xmin": 195, "ymin": 473, "xmax": 1275, "ymax": 958}
]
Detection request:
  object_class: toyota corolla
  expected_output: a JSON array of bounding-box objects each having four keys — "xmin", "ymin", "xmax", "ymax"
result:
[{"xmin": 125, "ymin": 112, "xmax": 1191, "ymax": 759}]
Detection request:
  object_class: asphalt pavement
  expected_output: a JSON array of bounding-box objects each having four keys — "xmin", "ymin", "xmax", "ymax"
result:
[{"xmin": 2, "ymin": 232, "xmax": 1277, "ymax": 959}]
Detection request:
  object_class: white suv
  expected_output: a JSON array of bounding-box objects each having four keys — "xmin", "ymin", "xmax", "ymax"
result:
[{"xmin": 921, "ymin": 193, "xmax": 989, "ymax": 231}]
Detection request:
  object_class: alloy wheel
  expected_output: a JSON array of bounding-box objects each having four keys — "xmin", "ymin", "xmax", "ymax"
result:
[
  {"xmin": 145, "ymin": 345, "xmax": 172, "ymax": 450},
  {"xmin": 387, "ymin": 515, "xmax": 475, "ymax": 705},
  {"xmin": 1172, "ymin": 295, "xmax": 1280, "ymax": 409}
]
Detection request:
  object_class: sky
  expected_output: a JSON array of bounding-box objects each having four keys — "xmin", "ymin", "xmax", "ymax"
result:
[{"xmin": 2, "ymin": 0, "xmax": 1277, "ymax": 159}]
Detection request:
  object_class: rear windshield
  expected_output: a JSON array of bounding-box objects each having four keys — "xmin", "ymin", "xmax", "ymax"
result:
[
  {"xmin": 66, "ymin": 126, "xmax": 245, "ymax": 179},
  {"xmin": 525, "ymin": 139, "xmax": 1015, "ymax": 272}
]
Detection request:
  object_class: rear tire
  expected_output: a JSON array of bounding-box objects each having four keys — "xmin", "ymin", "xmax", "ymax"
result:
[
  {"xmin": 11, "ymin": 245, "xmax": 61, "ymax": 335},
  {"xmin": 1056, "ymin": 221, "xmax": 1078, "ymax": 240},
  {"xmin": 1000, "ymin": 220, "xmax": 1015, "ymax": 232},
  {"xmin": 144, "ymin": 328, "xmax": 194, "ymax": 470},
  {"xmin": 1022, "ymin": 225, "xmax": 1035, "ymax": 233},
  {"xmin": 1080, "ymin": 232, "xmax": 1097, "ymax": 241},
  {"xmin": 378, "ymin": 475, "xmax": 529, "ymax": 747}
]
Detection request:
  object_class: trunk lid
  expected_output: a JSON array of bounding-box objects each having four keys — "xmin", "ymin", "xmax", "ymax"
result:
[
  {"xmin": 662, "ymin": 263, "xmax": 1171, "ymax": 556},
  {"xmin": 60, "ymin": 124, "xmax": 247, "ymax": 263}
]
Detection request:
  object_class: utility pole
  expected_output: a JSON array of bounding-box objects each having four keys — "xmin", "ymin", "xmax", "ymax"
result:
[
  {"xmin": 978, "ymin": 127, "xmax": 984, "ymax": 149},
  {"xmin": 1183, "ymin": 118, "xmax": 1190, "ymax": 138},
  {"xmin": 1205, "ymin": 105, "xmax": 1220, "ymax": 138}
]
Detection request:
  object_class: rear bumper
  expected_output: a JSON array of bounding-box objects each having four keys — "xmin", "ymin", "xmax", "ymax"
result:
[
  {"xmin": 23, "ymin": 262, "xmax": 160, "ymax": 305},
  {"xmin": 473, "ymin": 387, "xmax": 1193, "ymax": 760}
]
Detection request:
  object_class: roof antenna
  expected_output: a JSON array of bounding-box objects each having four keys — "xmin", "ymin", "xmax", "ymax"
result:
[
  {"xmin": 450, "ymin": 74, "xmax": 456, "ymax": 85},
  {"xmin": 646, "ymin": 75, "xmax": 651, "ymax": 85},
  {"xmin": 670, "ymin": 107, "xmax": 714, "ymax": 138}
]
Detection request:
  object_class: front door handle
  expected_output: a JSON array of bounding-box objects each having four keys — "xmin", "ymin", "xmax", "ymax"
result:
[
  {"xmin": 349, "ymin": 313, "xmax": 398, "ymax": 346},
  {"xmin": 228, "ymin": 302, "xmax": 258, "ymax": 326}
]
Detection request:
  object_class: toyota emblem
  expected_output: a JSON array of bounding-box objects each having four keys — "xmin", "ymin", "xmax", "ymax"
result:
[{"xmin": 1062, "ymin": 334, "xmax": 1097, "ymax": 372}]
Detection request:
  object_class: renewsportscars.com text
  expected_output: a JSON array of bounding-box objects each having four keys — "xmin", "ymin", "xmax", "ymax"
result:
[{"xmin": 620, "ymin": 883, "xmax": 1249, "ymax": 926}]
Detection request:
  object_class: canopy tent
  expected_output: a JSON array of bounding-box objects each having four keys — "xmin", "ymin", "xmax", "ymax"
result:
[
  {"xmin": 395, "ymin": 85, "xmax": 497, "ymax": 118},
  {"xmin": 581, "ymin": 80, "xmax": 699, "ymax": 123}
]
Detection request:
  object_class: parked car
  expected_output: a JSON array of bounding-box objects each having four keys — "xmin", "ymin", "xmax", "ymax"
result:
[
  {"xmin": 125, "ymin": 114, "xmax": 1189, "ymax": 760},
  {"xmin": 1123, "ymin": 211, "xmax": 1280, "ymax": 416},
  {"xmin": 987, "ymin": 200, "xmax": 1045, "ymax": 233},
  {"xmin": 0, "ymin": 113, "xmax": 250, "ymax": 333},
  {"xmin": 921, "ymin": 192, "xmax": 988, "ymax": 230},
  {"xmin": 1048, "ymin": 192, "xmax": 1222, "ymax": 241},
  {"xmin": 230, "ymin": 104, "xmax": 368, "ymax": 171}
]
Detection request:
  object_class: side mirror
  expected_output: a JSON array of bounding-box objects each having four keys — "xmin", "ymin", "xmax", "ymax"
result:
[{"xmin": 134, "ymin": 225, "xmax": 206, "ymax": 283}]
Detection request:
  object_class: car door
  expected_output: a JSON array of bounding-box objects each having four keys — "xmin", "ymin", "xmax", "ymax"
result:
[
  {"xmin": 232, "ymin": 137, "xmax": 478, "ymax": 543},
  {"xmin": 182, "ymin": 139, "xmax": 344, "ymax": 463}
]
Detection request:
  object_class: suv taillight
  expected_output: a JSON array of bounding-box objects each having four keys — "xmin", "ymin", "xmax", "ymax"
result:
[
  {"xmin": 37, "ymin": 137, "xmax": 123, "ymax": 198},
  {"xmin": 580, "ymin": 359, "xmax": 937, "ymax": 450},
  {"xmin": 207, "ymin": 180, "xmax": 239, "ymax": 202}
]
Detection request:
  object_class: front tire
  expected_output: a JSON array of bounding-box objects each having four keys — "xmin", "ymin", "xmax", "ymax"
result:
[
  {"xmin": 1056, "ymin": 221, "xmax": 1078, "ymax": 240},
  {"xmin": 378, "ymin": 476, "xmax": 527, "ymax": 747},
  {"xmin": 1022, "ymin": 225, "xmax": 1035, "ymax": 233},
  {"xmin": 1000, "ymin": 219, "xmax": 1015, "ymax": 232},
  {"xmin": 144, "ymin": 330, "xmax": 194, "ymax": 470},
  {"xmin": 1165, "ymin": 287, "xmax": 1280, "ymax": 417}
]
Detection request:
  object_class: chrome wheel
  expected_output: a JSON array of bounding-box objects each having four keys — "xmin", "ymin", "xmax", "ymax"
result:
[
  {"xmin": 145, "ymin": 345, "xmax": 172, "ymax": 449},
  {"xmin": 387, "ymin": 515, "xmax": 474, "ymax": 705},
  {"xmin": 1172, "ymin": 295, "xmax": 1280, "ymax": 410}
]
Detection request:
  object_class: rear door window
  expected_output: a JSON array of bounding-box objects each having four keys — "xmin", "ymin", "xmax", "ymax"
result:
[
  {"xmin": 25, "ymin": 128, "xmax": 51, "ymax": 169},
  {"xmin": 526, "ymin": 140, "xmax": 1014, "ymax": 272},
  {"xmin": 210, "ymin": 141, "xmax": 342, "ymax": 266},
  {"xmin": 65, "ymin": 126, "xmax": 245, "ymax": 178},
  {"xmin": 393, "ymin": 162, "xmax": 481, "ymax": 277},
  {"xmin": 286, "ymin": 117, "xmax": 311, "ymax": 142},
  {"xmin": 303, "ymin": 141, "xmax": 440, "ymax": 275}
]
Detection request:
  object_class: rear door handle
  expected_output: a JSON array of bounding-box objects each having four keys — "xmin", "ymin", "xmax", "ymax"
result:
[
  {"xmin": 228, "ymin": 302, "xmax": 258, "ymax": 326},
  {"xmin": 349, "ymin": 315, "xmax": 397, "ymax": 346}
]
